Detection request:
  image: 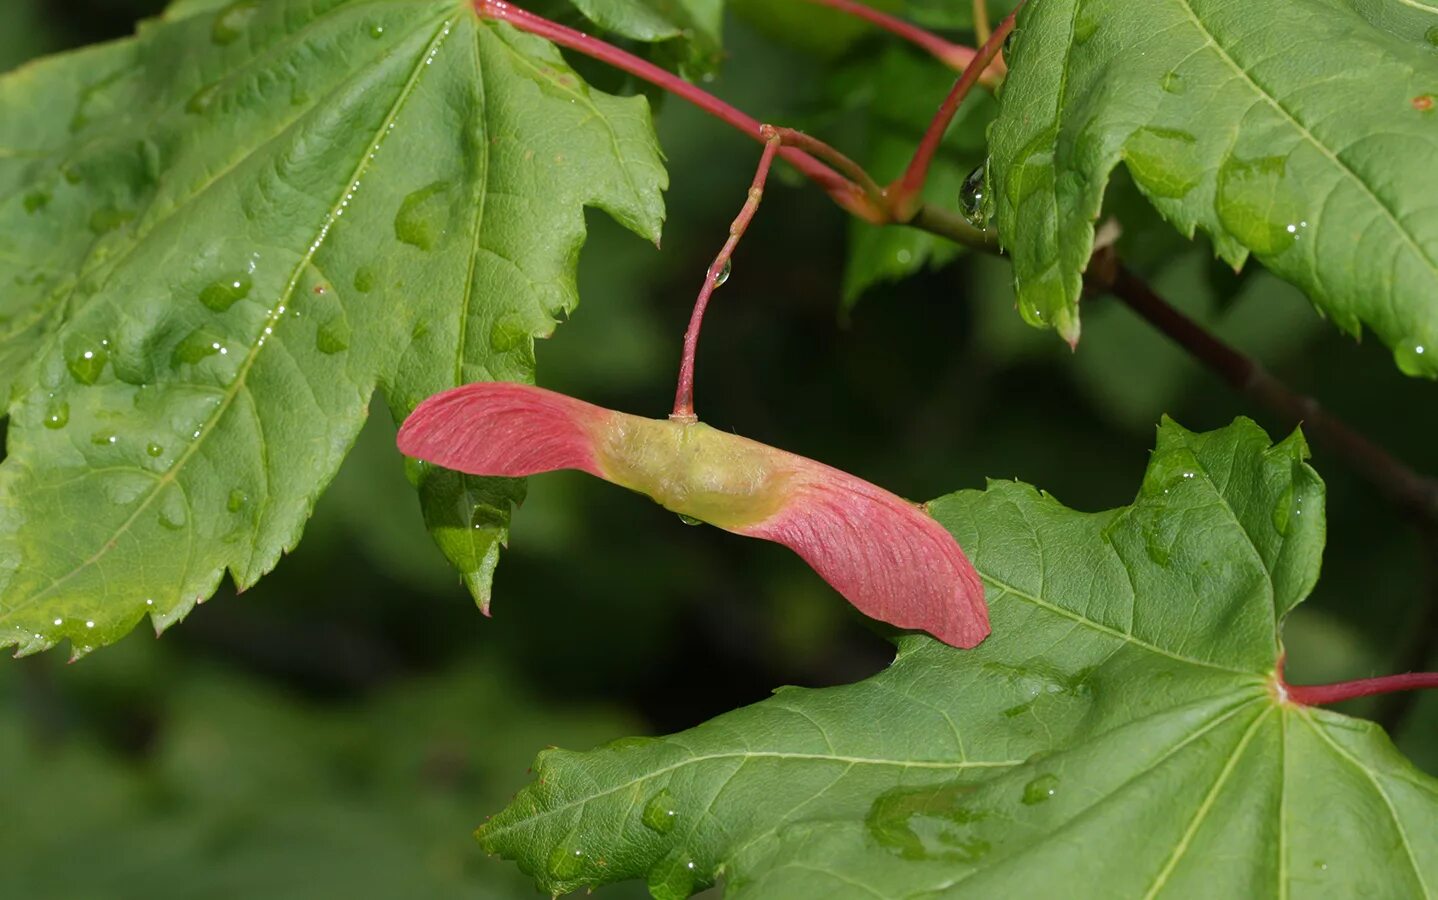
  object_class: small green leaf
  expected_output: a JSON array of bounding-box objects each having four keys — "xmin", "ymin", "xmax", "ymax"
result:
[
  {"xmin": 479, "ymin": 418, "xmax": 1438, "ymax": 897},
  {"xmin": 0, "ymin": 0, "xmax": 667, "ymax": 654},
  {"xmin": 990, "ymin": 0, "xmax": 1438, "ymax": 376},
  {"xmin": 565, "ymin": 0, "xmax": 724, "ymax": 78}
]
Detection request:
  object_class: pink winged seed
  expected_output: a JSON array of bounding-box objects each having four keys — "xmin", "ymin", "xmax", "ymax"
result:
[{"xmin": 397, "ymin": 382, "xmax": 989, "ymax": 649}]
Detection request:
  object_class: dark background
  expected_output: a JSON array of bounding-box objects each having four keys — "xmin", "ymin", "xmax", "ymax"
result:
[{"xmin": 2, "ymin": 1, "xmax": 1435, "ymax": 896}]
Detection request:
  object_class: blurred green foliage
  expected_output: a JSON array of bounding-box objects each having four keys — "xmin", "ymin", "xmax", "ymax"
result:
[{"xmin": 1, "ymin": 0, "xmax": 1435, "ymax": 895}]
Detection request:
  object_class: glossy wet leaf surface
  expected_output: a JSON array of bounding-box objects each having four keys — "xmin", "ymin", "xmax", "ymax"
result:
[
  {"xmin": 989, "ymin": 0, "xmax": 1438, "ymax": 377},
  {"xmin": 0, "ymin": 0, "xmax": 666, "ymax": 655},
  {"xmin": 479, "ymin": 418, "xmax": 1438, "ymax": 898}
]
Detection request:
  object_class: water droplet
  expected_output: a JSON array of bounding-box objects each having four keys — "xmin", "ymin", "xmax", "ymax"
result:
[
  {"xmin": 172, "ymin": 328, "xmax": 226, "ymax": 365},
  {"xmin": 489, "ymin": 316, "xmax": 530, "ymax": 352},
  {"xmin": 23, "ymin": 190, "xmax": 51, "ymax": 214},
  {"xmin": 1161, "ymin": 71, "xmax": 1185, "ymax": 94},
  {"xmin": 67, "ymin": 342, "xmax": 110, "ymax": 384},
  {"xmin": 394, "ymin": 181, "xmax": 452, "ymax": 250},
  {"xmin": 227, "ymin": 489, "xmax": 249, "ymax": 513},
  {"xmin": 186, "ymin": 82, "xmax": 220, "ymax": 115},
  {"xmin": 1073, "ymin": 13, "xmax": 1098, "ymax": 44},
  {"xmin": 53, "ymin": 618, "xmax": 63, "ymax": 626},
  {"xmin": 85, "ymin": 620, "xmax": 95, "ymax": 628},
  {"xmin": 43, "ymin": 398, "xmax": 69, "ymax": 429},
  {"xmin": 91, "ymin": 431, "xmax": 118, "ymax": 446},
  {"xmin": 88, "ymin": 206, "xmax": 134, "ymax": 235},
  {"xmin": 1272, "ymin": 485, "xmax": 1295, "ymax": 535},
  {"xmin": 959, "ymin": 160, "xmax": 988, "ymax": 226},
  {"xmin": 676, "ymin": 514, "xmax": 704, "ymax": 526},
  {"xmin": 212, "ymin": 0, "xmax": 260, "ymax": 45},
  {"xmin": 1216, "ymin": 155, "xmax": 1301, "ymax": 255},
  {"xmin": 1144, "ymin": 528, "xmax": 1172, "ymax": 567},
  {"xmin": 1427, "ymin": 24, "xmax": 1438, "ymax": 47},
  {"xmin": 316, "ymin": 319, "xmax": 351, "ymax": 354},
  {"xmin": 158, "ymin": 492, "xmax": 188, "ymax": 530},
  {"xmin": 646, "ymin": 849, "xmax": 699, "ymax": 900},
  {"xmin": 1022, "ymin": 773, "xmax": 1059, "ymax": 805},
  {"xmin": 353, "ymin": 266, "xmax": 376, "ymax": 293},
  {"xmin": 1123, "ymin": 127, "xmax": 1199, "ymax": 199},
  {"xmin": 199, "ymin": 273, "xmax": 253, "ymax": 312},
  {"xmin": 369, "ymin": 24, "xmax": 385, "ymax": 38},
  {"xmin": 642, "ymin": 789, "xmax": 679, "ymax": 833},
  {"xmin": 1394, "ymin": 336, "xmax": 1433, "ymax": 377},
  {"xmin": 146, "ymin": 442, "xmax": 164, "ymax": 457},
  {"xmin": 546, "ymin": 844, "xmax": 585, "ymax": 881},
  {"xmin": 712, "ymin": 259, "xmax": 731, "ymax": 287}
]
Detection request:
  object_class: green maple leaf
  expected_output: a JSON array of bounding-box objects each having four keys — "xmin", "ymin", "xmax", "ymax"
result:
[
  {"xmin": 564, "ymin": 0, "xmax": 724, "ymax": 78},
  {"xmin": 0, "ymin": 0, "xmax": 666, "ymax": 656},
  {"xmin": 478, "ymin": 418, "xmax": 1438, "ymax": 898},
  {"xmin": 989, "ymin": 0, "xmax": 1438, "ymax": 378}
]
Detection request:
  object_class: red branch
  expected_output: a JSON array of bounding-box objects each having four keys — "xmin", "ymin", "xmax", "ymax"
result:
[
  {"xmin": 1286, "ymin": 672, "xmax": 1438, "ymax": 707},
  {"xmin": 672, "ymin": 128, "xmax": 783, "ymax": 422},
  {"xmin": 473, "ymin": 0, "xmax": 884, "ymax": 221},
  {"xmin": 796, "ymin": 0, "xmax": 987, "ymax": 75},
  {"xmin": 888, "ymin": 3, "xmax": 1020, "ymax": 219}
]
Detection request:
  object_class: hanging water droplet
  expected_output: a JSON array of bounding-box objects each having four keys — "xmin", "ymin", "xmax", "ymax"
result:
[
  {"xmin": 199, "ymin": 273, "xmax": 253, "ymax": 312},
  {"xmin": 712, "ymin": 259, "xmax": 732, "ymax": 287},
  {"xmin": 43, "ymin": 397, "xmax": 70, "ymax": 429},
  {"xmin": 959, "ymin": 161, "xmax": 988, "ymax": 227},
  {"xmin": 642, "ymin": 789, "xmax": 679, "ymax": 833},
  {"xmin": 1022, "ymin": 773, "xmax": 1059, "ymax": 805},
  {"xmin": 677, "ymin": 514, "xmax": 704, "ymax": 526},
  {"xmin": 1394, "ymin": 336, "xmax": 1432, "ymax": 377}
]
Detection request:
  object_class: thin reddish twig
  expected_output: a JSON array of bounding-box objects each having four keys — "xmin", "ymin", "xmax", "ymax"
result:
[
  {"xmin": 1285, "ymin": 672, "xmax": 1438, "ymax": 707},
  {"xmin": 887, "ymin": 3, "xmax": 1021, "ymax": 220},
  {"xmin": 474, "ymin": 0, "xmax": 884, "ymax": 221},
  {"xmin": 672, "ymin": 128, "xmax": 784, "ymax": 422},
  {"xmin": 796, "ymin": 0, "xmax": 986, "ymax": 75}
]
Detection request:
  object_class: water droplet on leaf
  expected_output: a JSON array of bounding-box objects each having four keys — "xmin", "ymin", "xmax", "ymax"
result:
[
  {"xmin": 370, "ymin": 24, "xmax": 385, "ymax": 38},
  {"xmin": 316, "ymin": 319, "xmax": 351, "ymax": 354},
  {"xmin": 1124, "ymin": 127, "xmax": 1199, "ymax": 199},
  {"xmin": 212, "ymin": 0, "xmax": 261, "ymax": 45},
  {"xmin": 200, "ymin": 273, "xmax": 253, "ymax": 312},
  {"xmin": 1022, "ymin": 773, "xmax": 1059, "ymax": 805},
  {"xmin": 1161, "ymin": 71, "xmax": 1185, "ymax": 94},
  {"xmin": 646, "ymin": 849, "xmax": 699, "ymax": 900},
  {"xmin": 1216, "ymin": 155, "xmax": 1301, "ymax": 255},
  {"xmin": 394, "ymin": 181, "xmax": 452, "ymax": 251},
  {"xmin": 43, "ymin": 398, "xmax": 69, "ymax": 429},
  {"xmin": 158, "ymin": 492, "xmax": 188, "ymax": 530},
  {"xmin": 23, "ymin": 190, "xmax": 51, "ymax": 214},
  {"xmin": 67, "ymin": 342, "xmax": 110, "ymax": 384},
  {"xmin": 1073, "ymin": 13, "xmax": 1098, "ymax": 43},
  {"xmin": 146, "ymin": 442, "xmax": 164, "ymax": 457},
  {"xmin": 172, "ymin": 328, "xmax": 225, "ymax": 365},
  {"xmin": 227, "ymin": 489, "xmax": 249, "ymax": 513},
  {"xmin": 546, "ymin": 844, "xmax": 585, "ymax": 880},
  {"xmin": 1427, "ymin": 24, "xmax": 1438, "ymax": 47},
  {"xmin": 642, "ymin": 789, "xmax": 679, "ymax": 833},
  {"xmin": 353, "ymin": 266, "xmax": 376, "ymax": 293},
  {"xmin": 958, "ymin": 160, "xmax": 988, "ymax": 227},
  {"xmin": 187, "ymin": 83, "xmax": 220, "ymax": 114}
]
